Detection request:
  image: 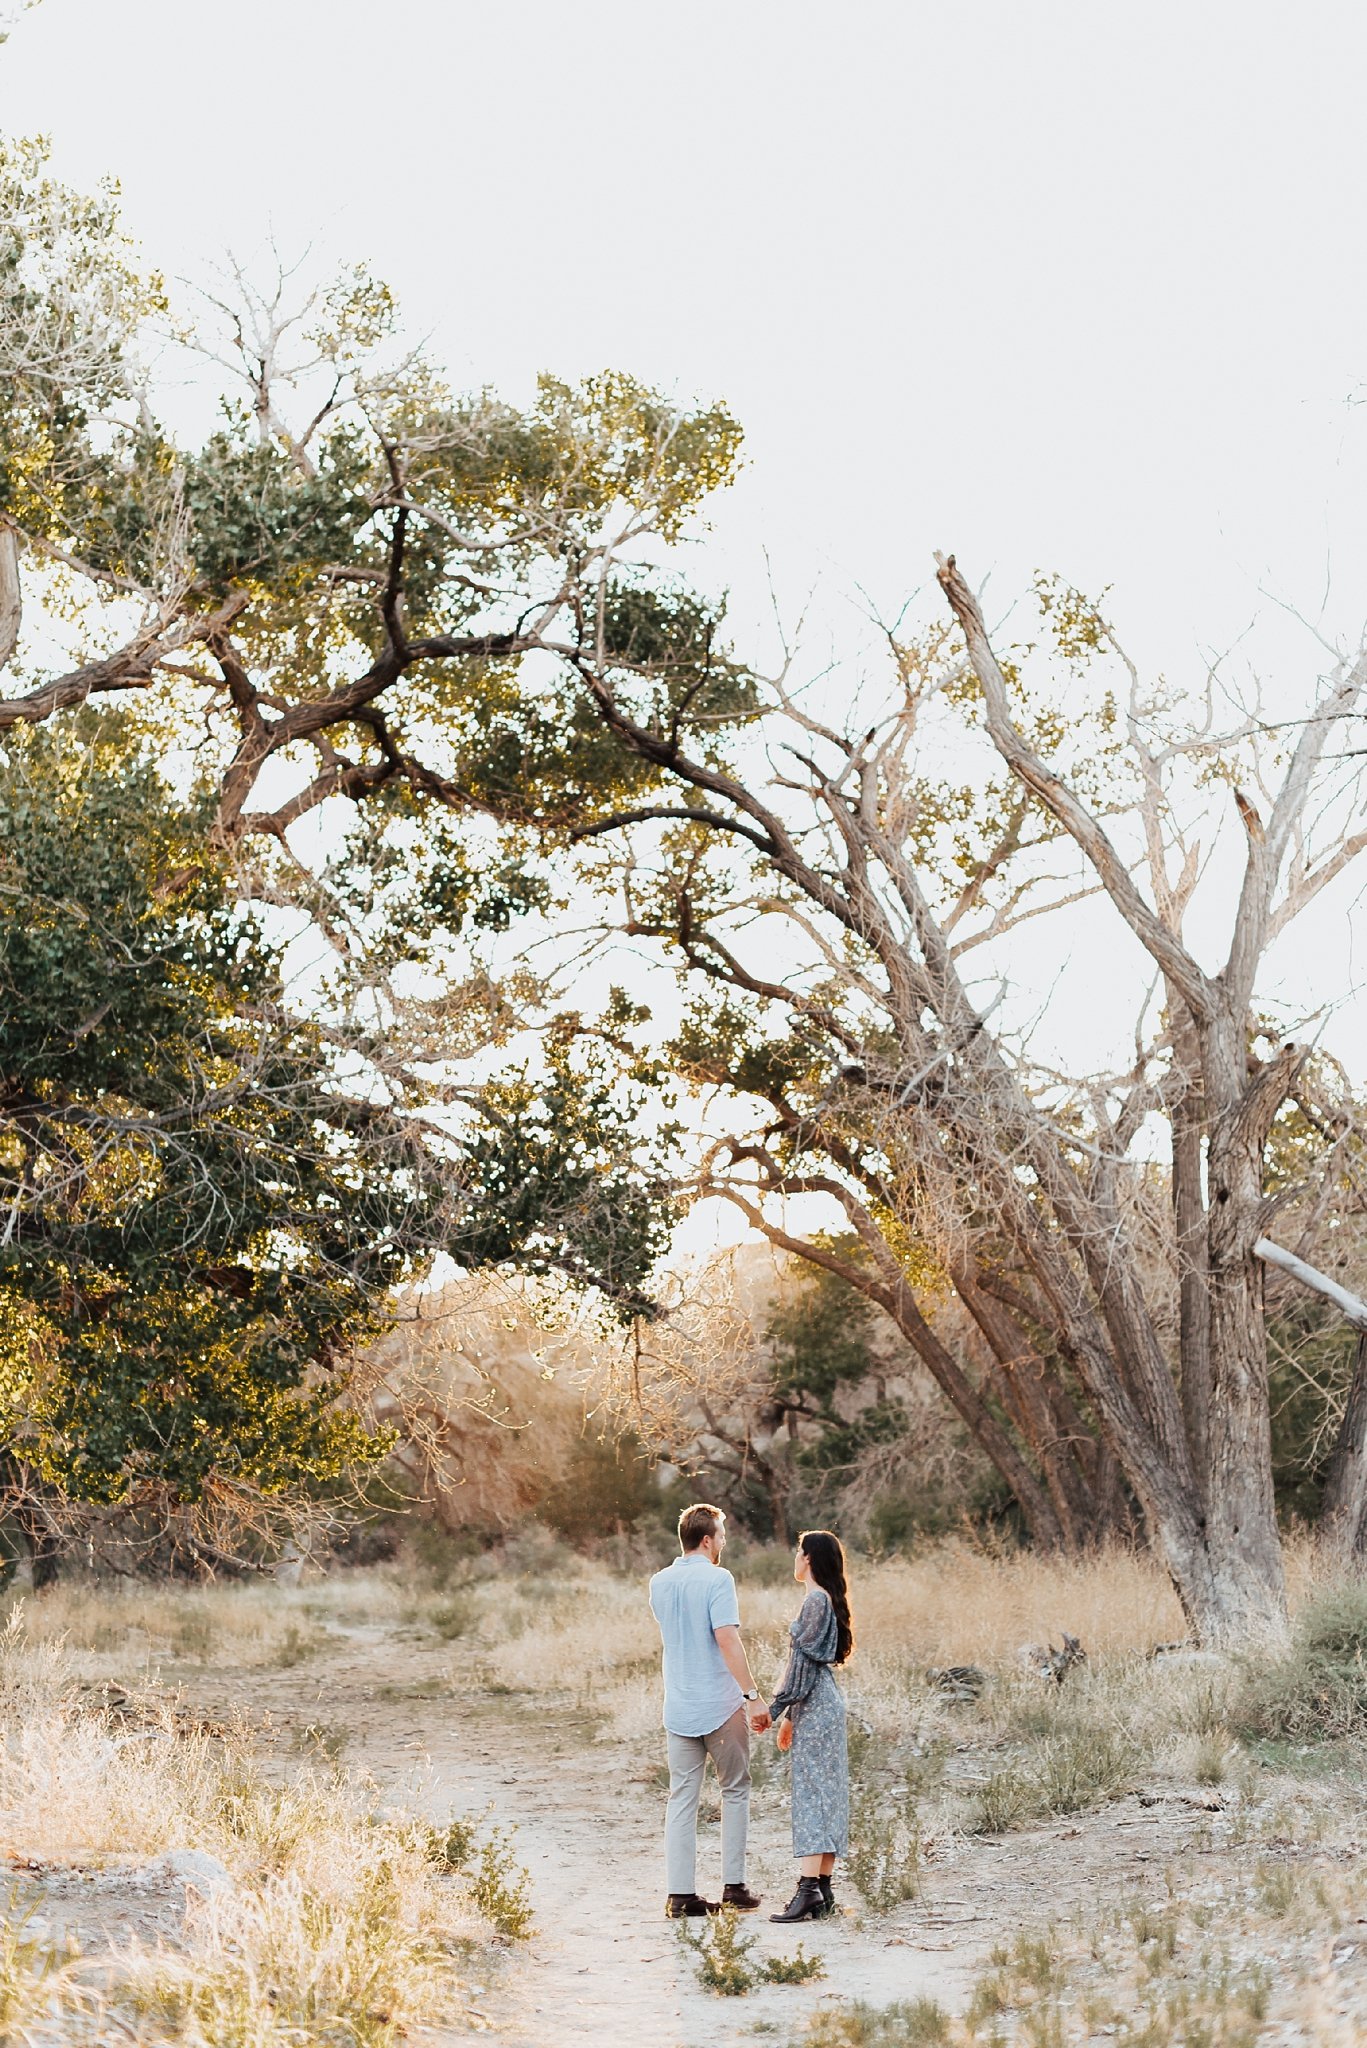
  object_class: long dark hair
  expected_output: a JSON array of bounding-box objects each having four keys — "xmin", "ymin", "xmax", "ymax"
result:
[{"xmin": 800, "ymin": 1529, "xmax": 854, "ymax": 1664}]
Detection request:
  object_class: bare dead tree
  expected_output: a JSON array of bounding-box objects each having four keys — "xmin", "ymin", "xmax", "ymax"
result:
[{"xmin": 542, "ymin": 558, "xmax": 1367, "ymax": 1645}]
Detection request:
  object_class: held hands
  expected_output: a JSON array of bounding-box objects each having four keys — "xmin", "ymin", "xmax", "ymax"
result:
[
  {"xmin": 747, "ymin": 1700, "xmax": 772, "ymax": 1734},
  {"xmin": 775, "ymin": 1717, "xmax": 793, "ymax": 1752}
]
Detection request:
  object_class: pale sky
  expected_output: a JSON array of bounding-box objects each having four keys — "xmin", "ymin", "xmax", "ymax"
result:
[
  {"xmin": 7, "ymin": 0, "xmax": 1367, "ymax": 1250},
  {"xmin": 8, "ymin": 0, "xmax": 1367, "ymax": 663}
]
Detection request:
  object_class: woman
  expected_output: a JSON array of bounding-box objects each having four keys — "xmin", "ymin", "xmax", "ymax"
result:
[{"xmin": 768, "ymin": 1528, "xmax": 853, "ymax": 1922}]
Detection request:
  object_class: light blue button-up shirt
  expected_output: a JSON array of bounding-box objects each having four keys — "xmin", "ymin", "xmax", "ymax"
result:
[{"xmin": 648, "ymin": 1551, "xmax": 744, "ymax": 1736}]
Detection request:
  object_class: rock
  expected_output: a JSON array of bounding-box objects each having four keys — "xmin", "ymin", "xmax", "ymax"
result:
[{"xmin": 139, "ymin": 1850, "xmax": 233, "ymax": 1893}]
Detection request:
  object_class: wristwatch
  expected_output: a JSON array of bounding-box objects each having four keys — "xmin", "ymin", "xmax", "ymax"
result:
[{"xmin": 742, "ymin": 1689, "xmax": 760, "ymax": 1701}]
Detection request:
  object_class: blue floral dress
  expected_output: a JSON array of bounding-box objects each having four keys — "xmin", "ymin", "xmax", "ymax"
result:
[{"xmin": 771, "ymin": 1586, "xmax": 849, "ymax": 1858}]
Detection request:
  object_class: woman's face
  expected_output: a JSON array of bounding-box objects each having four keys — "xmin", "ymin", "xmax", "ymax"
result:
[{"xmin": 794, "ymin": 1542, "xmax": 810, "ymax": 1584}]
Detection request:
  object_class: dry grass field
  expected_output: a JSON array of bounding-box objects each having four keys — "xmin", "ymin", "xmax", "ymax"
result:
[{"xmin": 1, "ymin": 1538, "xmax": 1365, "ymax": 2045}]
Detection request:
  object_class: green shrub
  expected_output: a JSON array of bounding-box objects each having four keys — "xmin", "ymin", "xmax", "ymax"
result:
[
  {"xmin": 681, "ymin": 1909, "xmax": 826, "ymax": 1996},
  {"xmin": 416, "ymin": 1811, "xmax": 532, "ymax": 1937},
  {"xmin": 420, "ymin": 1814, "xmax": 479, "ymax": 1872},
  {"xmin": 538, "ymin": 1431, "xmax": 657, "ymax": 1546},
  {"xmin": 468, "ymin": 1826, "xmax": 534, "ymax": 1939},
  {"xmin": 847, "ymin": 1778, "xmax": 922, "ymax": 1911},
  {"xmin": 680, "ymin": 1907, "xmax": 758, "ymax": 1995},
  {"xmin": 405, "ymin": 1520, "xmax": 482, "ymax": 1588},
  {"xmin": 761, "ymin": 1945, "xmax": 826, "ymax": 1984}
]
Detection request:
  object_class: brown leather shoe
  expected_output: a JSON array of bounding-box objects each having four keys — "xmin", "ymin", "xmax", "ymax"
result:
[
  {"xmin": 665, "ymin": 1892, "xmax": 721, "ymax": 1918},
  {"xmin": 721, "ymin": 1883, "xmax": 762, "ymax": 1910}
]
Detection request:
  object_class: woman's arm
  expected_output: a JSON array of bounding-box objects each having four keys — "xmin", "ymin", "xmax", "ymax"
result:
[{"xmin": 770, "ymin": 1593, "xmax": 835, "ymax": 1718}]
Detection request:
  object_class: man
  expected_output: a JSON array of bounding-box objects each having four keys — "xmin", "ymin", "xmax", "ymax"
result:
[{"xmin": 648, "ymin": 1501, "xmax": 771, "ymax": 1919}]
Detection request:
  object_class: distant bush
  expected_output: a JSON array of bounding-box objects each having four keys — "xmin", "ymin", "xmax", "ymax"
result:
[
  {"xmin": 404, "ymin": 1520, "xmax": 484, "ymax": 1588},
  {"xmin": 537, "ymin": 1430, "xmax": 658, "ymax": 1545},
  {"xmin": 723, "ymin": 1537, "xmax": 796, "ymax": 1587},
  {"xmin": 1236, "ymin": 1582, "xmax": 1367, "ymax": 1742}
]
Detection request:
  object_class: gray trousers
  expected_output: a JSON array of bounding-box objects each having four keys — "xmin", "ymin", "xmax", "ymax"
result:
[{"xmin": 664, "ymin": 1707, "xmax": 750, "ymax": 1894}]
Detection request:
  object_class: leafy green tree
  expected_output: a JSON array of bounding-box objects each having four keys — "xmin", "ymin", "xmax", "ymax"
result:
[
  {"xmin": 0, "ymin": 140, "xmax": 748, "ymax": 861},
  {"xmin": 0, "ymin": 720, "xmax": 673, "ymax": 1574}
]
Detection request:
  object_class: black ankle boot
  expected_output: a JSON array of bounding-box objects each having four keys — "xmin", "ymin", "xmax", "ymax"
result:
[
  {"xmin": 818, "ymin": 1875, "xmax": 835, "ymax": 1914},
  {"xmin": 768, "ymin": 1877, "xmax": 825, "ymax": 1923}
]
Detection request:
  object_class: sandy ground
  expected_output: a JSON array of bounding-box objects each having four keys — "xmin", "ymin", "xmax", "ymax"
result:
[{"xmin": 161, "ymin": 1621, "xmax": 1241, "ymax": 2048}]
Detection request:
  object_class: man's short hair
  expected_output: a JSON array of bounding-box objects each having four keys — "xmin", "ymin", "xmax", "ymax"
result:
[{"xmin": 678, "ymin": 1502, "xmax": 725, "ymax": 1552}]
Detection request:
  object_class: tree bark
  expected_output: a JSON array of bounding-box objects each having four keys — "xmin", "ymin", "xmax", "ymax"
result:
[
  {"xmin": 1194, "ymin": 1039, "xmax": 1299, "ymax": 1640},
  {"xmin": 13, "ymin": 1499, "xmax": 61, "ymax": 1589},
  {"xmin": 1170, "ymin": 1003, "xmax": 1212, "ymax": 1496},
  {"xmin": 0, "ymin": 528, "xmax": 20, "ymax": 673}
]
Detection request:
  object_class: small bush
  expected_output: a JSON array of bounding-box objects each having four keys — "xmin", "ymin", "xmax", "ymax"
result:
[
  {"xmin": 405, "ymin": 1520, "xmax": 483, "ymax": 1588},
  {"xmin": 1236, "ymin": 1582, "xmax": 1367, "ymax": 1742},
  {"xmin": 430, "ymin": 1593, "xmax": 477, "ymax": 1640},
  {"xmin": 421, "ymin": 1814, "xmax": 479, "ymax": 1872},
  {"xmin": 1192, "ymin": 1733, "xmax": 1231, "ymax": 1785},
  {"xmin": 415, "ymin": 1810, "xmax": 532, "ymax": 1937},
  {"xmin": 847, "ymin": 1778, "xmax": 922, "ymax": 1911},
  {"xmin": 468, "ymin": 1826, "xmax": 534, "ymax": 1939},
  {"xmin": 762, "ymin": 1943, "xmax": 827, "ymax": 1984},
  {"xmin": 681, "ymin": 1907, "xmax": 758, "ymax": 1995},
  {"xmin": 726, "ymin": 1540, "xmax": 799, "ymax": 1588},
  {"xmin": 272, "ymin": 1619, "xmax": 325, "ymax": 1668},
  {"xmin": 681, "ymin": 1909, "xmax": 827, "ymax": 1996},
  {"xmin": 172, "ymin": 1611, "xmax": 215, "ymax": 1660}
]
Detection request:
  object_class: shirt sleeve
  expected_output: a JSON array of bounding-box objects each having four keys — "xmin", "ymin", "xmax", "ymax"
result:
[
  {"xmin": 791, "ymin": 1589, "xmax": 832, "ymax": 1653},
  {"xmin": 709, "ymin": 1568, "xmax": 741, "ymax": 1632}
]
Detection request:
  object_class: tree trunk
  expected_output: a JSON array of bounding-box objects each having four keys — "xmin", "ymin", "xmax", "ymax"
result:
[
  {"xmin": 1319, "ymin": 1333, "xmax": 1367, "ymax": 1559},
  {"xmin": 1170, "ymin": 1003, "xmax": 1211, "ymax": 1497},
  {"xmin": 0, "ymin": 527, "xmax": 20, "ymax": 674},
  {"xmin": 14, "ymin": 1499, "xmax": 61, "ymax": 1590},
  {"xmin": 1197, "ymin": 1065, "xmax": 1290, "ymax": 1642}
]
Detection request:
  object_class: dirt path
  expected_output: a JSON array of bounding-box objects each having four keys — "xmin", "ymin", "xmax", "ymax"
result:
[{"xmin": 182, "ymin": 1624, "xmax": 1219, "ymax": 2048}]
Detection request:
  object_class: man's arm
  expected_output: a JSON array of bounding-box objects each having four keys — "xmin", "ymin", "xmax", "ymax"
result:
[{"xmin": 715, "ymin": 1624, "xmax": 772, "ymax": 1732}]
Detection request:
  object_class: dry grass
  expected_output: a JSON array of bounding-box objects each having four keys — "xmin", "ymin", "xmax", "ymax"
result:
[
  {"xmin": 0, "ymin": 1600, "xmax": 506, "ymax": 2045},
  {"xmin": 1, "ymin": 1570, "xmax": 408, "ymax": 1683},
  {"xmin": 8, "ymin": 1535, "xmax": 1367, "ymax": 2044},
  {"xmin": 798, "ymin": 1848, "xmax": 1367, "ymax": 2045},
  {"xmin": 442, "ymin": 1538, "xmax": 1204, "ymax": 1748},
  {"xmin": 437, "ymin": 1533, "xmax": 1355, "ymax": 1759}
]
